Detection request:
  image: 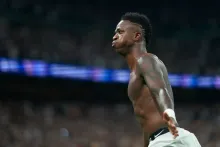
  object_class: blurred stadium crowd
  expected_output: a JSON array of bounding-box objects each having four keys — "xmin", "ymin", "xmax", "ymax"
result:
[
  {"xmin": 0, "ymin": 0, "xmax": 220, "ymax": 74},
  {"xmin": 0, "ymin": 1, "xmax": 220, "ymax": 147},
  {"xmin": 0, "ymin": 101, "xmax": 219, "ymax": 147}
]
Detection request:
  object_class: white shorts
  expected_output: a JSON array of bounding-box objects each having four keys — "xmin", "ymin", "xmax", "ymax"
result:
[{"xmin": 148, "ymin": 127, "xmax": 201, "ymax": 147}]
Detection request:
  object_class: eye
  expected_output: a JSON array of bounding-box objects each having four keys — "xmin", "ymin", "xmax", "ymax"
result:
[
  {"xmin": 118, "ymin": 30, "xmax": 124, "ymax": 34},
  {"xmin": 115, "ymin": 28, "xmax": 124, "ymax": 35}
]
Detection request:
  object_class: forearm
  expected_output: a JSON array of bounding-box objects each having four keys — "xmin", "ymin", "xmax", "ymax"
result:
[{"xmin": 151, "ymin": 88, "xmax": 174, "ymax": 114}]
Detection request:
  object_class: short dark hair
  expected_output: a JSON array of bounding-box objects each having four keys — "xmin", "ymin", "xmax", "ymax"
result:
[{"xmin": 121, "ymin": 12, "xmax": 152, "ymax": 47}]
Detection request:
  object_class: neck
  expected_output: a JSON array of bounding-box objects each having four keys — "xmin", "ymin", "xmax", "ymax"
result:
[{"xmin": 125, "ymin": 42, "xmax": 147, "ymax": 71}]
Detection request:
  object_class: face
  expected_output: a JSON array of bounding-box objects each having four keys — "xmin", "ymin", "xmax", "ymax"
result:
[{"xmin": 112, "ymin": 20, "xmax": 140, "ymax": 55}]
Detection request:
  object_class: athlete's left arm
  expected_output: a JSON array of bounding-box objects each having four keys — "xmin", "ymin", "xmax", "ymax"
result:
[{"xmin": 138, "ymin": 55, "xmax": 174, "ymax": 114}]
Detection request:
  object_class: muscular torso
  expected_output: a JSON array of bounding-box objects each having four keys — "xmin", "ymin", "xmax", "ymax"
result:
[{"xmin": 128, "ymin": 54, "xmax": 173, "ymax": 138}]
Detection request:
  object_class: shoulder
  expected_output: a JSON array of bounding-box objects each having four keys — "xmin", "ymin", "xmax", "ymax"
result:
[{"xmin": 137, "ymin": 53, "xmax": 160, "ymax": 69}]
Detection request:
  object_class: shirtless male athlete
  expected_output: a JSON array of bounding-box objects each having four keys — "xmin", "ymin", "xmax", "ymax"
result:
[{"xmin": 112, "ymin": 12, "xmax": 201, "ymax": 147}]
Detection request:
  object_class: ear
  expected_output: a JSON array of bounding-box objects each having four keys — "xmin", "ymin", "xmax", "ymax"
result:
[{"xmin": 133, "ymin": 32, "xmax": 141, "ymax": 41}]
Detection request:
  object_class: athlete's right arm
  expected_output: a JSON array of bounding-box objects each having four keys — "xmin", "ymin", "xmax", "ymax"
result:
[
  {"xmin": 138, "ymin": 55, "xmax": 179, "ymax": 138},
  {"xmin": 137, "ymin": 55, "xmax": 174, "ymax": 114}
]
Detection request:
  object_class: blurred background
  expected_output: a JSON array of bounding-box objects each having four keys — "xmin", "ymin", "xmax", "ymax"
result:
[{"xmin": 0, "ymin": 0, "xmax": 219, "ymax": 147}]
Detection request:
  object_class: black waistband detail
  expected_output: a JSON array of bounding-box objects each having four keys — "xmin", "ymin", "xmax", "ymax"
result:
[{"xmin": 149, "ymin": 127, "xmax": 169, "ymax": 141}]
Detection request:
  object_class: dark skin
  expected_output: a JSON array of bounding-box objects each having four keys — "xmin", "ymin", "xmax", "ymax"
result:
[{"xmin": 112, "ymin": 20, "xmax": 179, "ymax": 146}]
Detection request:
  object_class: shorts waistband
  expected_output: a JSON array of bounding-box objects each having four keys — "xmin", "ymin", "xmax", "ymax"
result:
[{"xmin": 149, "ymin": 127, "xmax": 169, "ymax": 141}]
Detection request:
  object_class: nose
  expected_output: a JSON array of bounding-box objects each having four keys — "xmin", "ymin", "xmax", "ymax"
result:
[{"xmin": 113, "ymin": 34, "xmax": 118, "ymax": 41}]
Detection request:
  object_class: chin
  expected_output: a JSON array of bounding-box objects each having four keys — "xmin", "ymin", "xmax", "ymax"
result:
[
  {"xmin": 112, "ymin": 42, "xmax": 124, "ymax": 49},
  {"xmin": 115, "ymin": 48, "xmax": 122, "ymax": 53},
  {"xmin": 114, "ymin": 46, "xmax": 122, "ymax": 51},
  {"xmin": 115, "ymin": 48, "xmax": 127, "ymax": 56},
  {"xmin": 112, "ymin": 43, "xmax": 127, "ymax": 55}
]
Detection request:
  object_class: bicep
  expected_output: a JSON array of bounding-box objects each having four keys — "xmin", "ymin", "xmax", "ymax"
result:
[{"xmin": 138, "ymin": 56, "xmax": 174, "ymax": 111}]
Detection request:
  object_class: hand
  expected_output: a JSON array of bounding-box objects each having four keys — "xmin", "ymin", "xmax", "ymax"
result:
[{"xmin": 163, "ymin": 112, "xmax": 179, "ymax": 138}]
